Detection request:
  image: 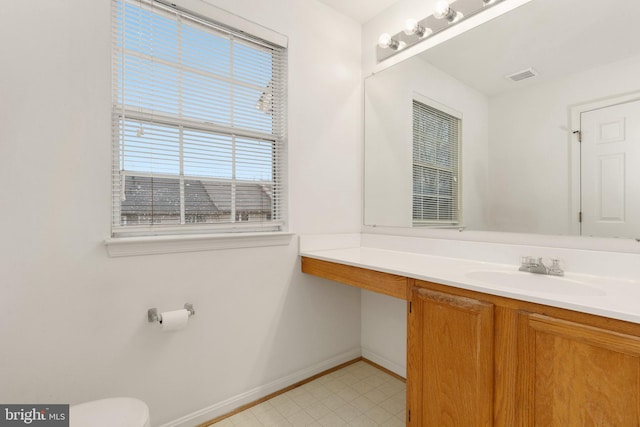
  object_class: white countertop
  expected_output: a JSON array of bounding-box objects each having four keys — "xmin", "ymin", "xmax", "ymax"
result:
[{"xmin": 301, "ymin": 245, "xmax": 640, "ymax": 324}]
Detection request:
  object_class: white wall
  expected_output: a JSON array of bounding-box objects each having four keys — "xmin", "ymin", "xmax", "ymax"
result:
[
  {"xmin": 360, "ymin": 291, "xmax": 407, "ymax": 377},
  {"xmin": 488, "ymin": 54, "xmax": 640, "ymax": 234},
  {"xmin": 0, "ymin": 0, "xmax": 363, "ymax": 425}
]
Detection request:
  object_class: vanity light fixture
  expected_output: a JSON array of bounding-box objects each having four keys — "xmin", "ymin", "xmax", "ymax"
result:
[
  {"xmin": 404, "ymin": 18, "xmax": 432, "ymax": 38},
  {"xmin": 376, "ymin": 0, "xmax": 503, "ymax": 62},
  {"xmin": 433, "ymin": 0, "xmax": 463, "ymax": 23},
  {"xmin": 378, "ymin": 33, "xmax": 402, "ymax": 50}
]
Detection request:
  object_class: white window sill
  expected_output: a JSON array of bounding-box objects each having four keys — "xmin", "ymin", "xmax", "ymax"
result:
[{"xmin": 105, "ymin": 232, "xmax": 295, "ymax": 257}]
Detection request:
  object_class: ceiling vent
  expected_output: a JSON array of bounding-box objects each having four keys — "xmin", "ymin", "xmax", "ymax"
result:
[{"xmin": 505, "ymin": 67, "xmax": 538, "ymax": 82}]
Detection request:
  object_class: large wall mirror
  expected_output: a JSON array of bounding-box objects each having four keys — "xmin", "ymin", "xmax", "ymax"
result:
[{"xmin": 364, "ymin": 0, "xmax": 640, "ymax": 240}]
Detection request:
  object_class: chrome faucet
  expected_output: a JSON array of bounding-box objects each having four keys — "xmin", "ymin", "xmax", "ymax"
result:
[
  {"xmin": 519, "ymin": 257, "xmax": 564, "ymax": 276},
  {"xmin": 547, "ymin": 258, "xmax": 564, "ymax": 276}
]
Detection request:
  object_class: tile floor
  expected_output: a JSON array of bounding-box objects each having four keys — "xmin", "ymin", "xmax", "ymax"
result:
[{"xmin": 210, "ymin": 361, "xmax": 406, "ymax": 426}]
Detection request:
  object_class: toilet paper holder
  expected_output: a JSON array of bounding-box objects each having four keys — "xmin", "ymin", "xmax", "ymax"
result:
[{"xmin": 148, "ymin": 303, "xmax": 195, "ymax": 324}]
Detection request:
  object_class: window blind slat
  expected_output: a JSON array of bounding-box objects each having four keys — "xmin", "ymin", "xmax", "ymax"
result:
[
  {"xmin": 412, "ymin": 100, "xmax": 460, "ymax": 226},
  {"xmin": 112, "ymin": 0, "xmax": 287, "ymax": 235}
]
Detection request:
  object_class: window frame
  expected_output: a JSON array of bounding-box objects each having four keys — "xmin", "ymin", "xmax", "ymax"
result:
[
  {"xmin": 411, "ymin": 93, "xmax": 462, "ymax": 227},
  {"xmin": 110, "ymin": 0, "xmax": 288, "ymax": 240}
]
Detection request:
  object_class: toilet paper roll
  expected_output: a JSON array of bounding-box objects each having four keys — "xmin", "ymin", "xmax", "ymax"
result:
[{"xmin": 160, "ymin": 309, "xmax": 189, "ymax": 332}]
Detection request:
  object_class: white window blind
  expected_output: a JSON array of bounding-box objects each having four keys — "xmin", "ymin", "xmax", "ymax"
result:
[
  {"xmin": 111, "ymin": 0, "xmax": 287, "ymax": 237},
  {"xmin": 412, "ymin": 99, "xmax": 461, "ymax": 226}
]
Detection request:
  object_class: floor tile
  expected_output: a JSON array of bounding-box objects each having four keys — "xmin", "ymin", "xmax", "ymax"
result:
[
  {"xmin": 380, "ymin": 396, "xmax": 405, "ymax": 416},
  {"xmin": 304, "ymin": 401, "xmax": 332, "ymax": 420},
  {"xmin": 336, "ymin": 386, "xmax": 360, "ymax": 403},
  {"xmin": 350, "ymin": 396, "xmax": 376, "ymax": 413},
  {"xmin": 319, "ymin": 394, "xmax": 347, "ymax": 411},
  {"xmin": 363, "ymin": 405, "xmax": 394, "ymax": 424},
  {"xmin": 316, "ymin": 411, "xmax": 348, "ymax": 427},
  {"xmin": 208, "ymin": 361, "xmax": 406, "ymax": 427},
  {"xmin": 289, "ymin": 390, "xmax": 318, "ymax": 408},
  {"xmin": 347, "ymin": 414, "xmax": 379, "ymax": 427},
  {"xmin": 380, "ymin": 416, "xmax": 405, "ymax": 427},
  {"xmin": 332, "ymin": 403, "xmax": 362, "ymax": 423},
  {"xmin": 286, "ymin": 410, "xmax": 317, "ymax": 426}
]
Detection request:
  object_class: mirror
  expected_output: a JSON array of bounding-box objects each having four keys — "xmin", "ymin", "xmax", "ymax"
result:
[{"xmin": 364, "ymin": 0, "xmax": 640, "ymax": 239}]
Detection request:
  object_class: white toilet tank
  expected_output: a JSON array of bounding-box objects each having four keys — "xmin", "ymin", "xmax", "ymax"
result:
[{"xmin": 70, "ymin": 397, "xmax": 150, "ymax": 427}]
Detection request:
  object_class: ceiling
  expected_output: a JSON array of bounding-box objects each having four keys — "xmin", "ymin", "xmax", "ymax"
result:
[
  {"xmin": 316, "ymin": 0, "xmax": 398, "ymax": 23},
  {"xmin": 418, "ymin": 0, "xmax": 640, "ymax": 95}
]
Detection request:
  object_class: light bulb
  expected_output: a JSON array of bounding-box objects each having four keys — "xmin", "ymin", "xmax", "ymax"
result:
[
  {"xmin": 403, "ymin": 18, "xmax": 431, "ymax": 37},
  {"xmin": 433, "ymin": 0, "xmax": 451, "ymax": 19},
  {"xmin": 404, "ymin": 18, "xmax": 419, "ymax": 35},
  {"xmin": 378, "ymin": 33, "xmax": 399, "ymax": 49},
  {"xmin": 378, "ymin": 33, "xmax": 391, "ymax": 48},
  {"xmin": 433, "ymin": 0, "xmax": 462, "ymax": 23}
]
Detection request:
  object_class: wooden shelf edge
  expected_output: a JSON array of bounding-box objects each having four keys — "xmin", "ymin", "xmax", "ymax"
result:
[{"xmin": 301, "ymin": 256, "xmax": 409, "ymax": 300}]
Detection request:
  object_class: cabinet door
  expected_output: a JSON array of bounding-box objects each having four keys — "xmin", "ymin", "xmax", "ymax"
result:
[
  {"xmin": 408, "ymin": 286, "xmax": 494, "ymax": 426},
  {"xmin": 517, "ymin": 312, "xmax": 640, "ymax": 426}
]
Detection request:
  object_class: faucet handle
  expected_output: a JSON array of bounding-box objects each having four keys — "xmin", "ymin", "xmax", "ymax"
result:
[
  {"xmin": 548, "ymin": 258, "xmax": 564, "ymax": 276},
  {"xmin": 520, "ymin": 256, "xmax": 533, "ymax": 266},
  {"xmin": 519, "ymin": 256, "xmax": 533, "ymax": 272}
]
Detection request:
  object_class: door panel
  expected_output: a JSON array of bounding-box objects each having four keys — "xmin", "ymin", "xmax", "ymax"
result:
[
  {"xmin": 517, "ymin": 312, "xmax": 640, "ymax": 426},
  {"xmin": 581, "ymin": 99, "xmax": 640, "ymax": 238},
  {"xmin": 408, "ymin": 286, "xmax": 494, "ymax": 426}
]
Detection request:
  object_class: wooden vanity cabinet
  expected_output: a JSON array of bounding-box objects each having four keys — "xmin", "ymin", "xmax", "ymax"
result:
[
  {"xmin": 407, "ymin": 287, "xmax": 494, "ymax": 426},
  {"xmin": 409, "ymin": 279, "xmax": 640, "ymax": 427},
  {"xmin": 300, "ymin": 258, "xmax": 640, "ymax": 425},
  {"xmin": 516, "ymin": 312, "xmax": 640, "ymax": 426}
]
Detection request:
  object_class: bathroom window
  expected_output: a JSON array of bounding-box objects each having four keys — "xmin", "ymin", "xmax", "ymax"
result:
[
  {"xmin": 111, "ymin": 0, "xmax": 287, "ymax": 237},
  {"xmin": 412, "ymin": 98, "xmax": 461, "ymax": 226}
]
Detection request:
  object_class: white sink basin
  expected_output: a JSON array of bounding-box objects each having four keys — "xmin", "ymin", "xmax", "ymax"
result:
[{"xmin": 466, "ymin": 271, "xmax": 607, "ymax": 296}]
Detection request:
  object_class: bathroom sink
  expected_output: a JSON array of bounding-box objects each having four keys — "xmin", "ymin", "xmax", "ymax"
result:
[{"xmin": 465, "ymin": 271, "xmax": 606, "ymax": 296}]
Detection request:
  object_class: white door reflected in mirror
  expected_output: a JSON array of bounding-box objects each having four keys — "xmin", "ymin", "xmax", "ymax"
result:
[{"xmin": 581, "ymin": 99, "xmax": 640, "ymax": 239}]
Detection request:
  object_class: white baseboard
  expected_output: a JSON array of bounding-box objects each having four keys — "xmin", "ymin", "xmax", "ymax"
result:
[
  {"xmin": 361, "ymin": 348, "xmax": 406, "ymax": 379},
  {"xmin": 157, "ymin": 348, "xmax": 362, "ymax": 427}
]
